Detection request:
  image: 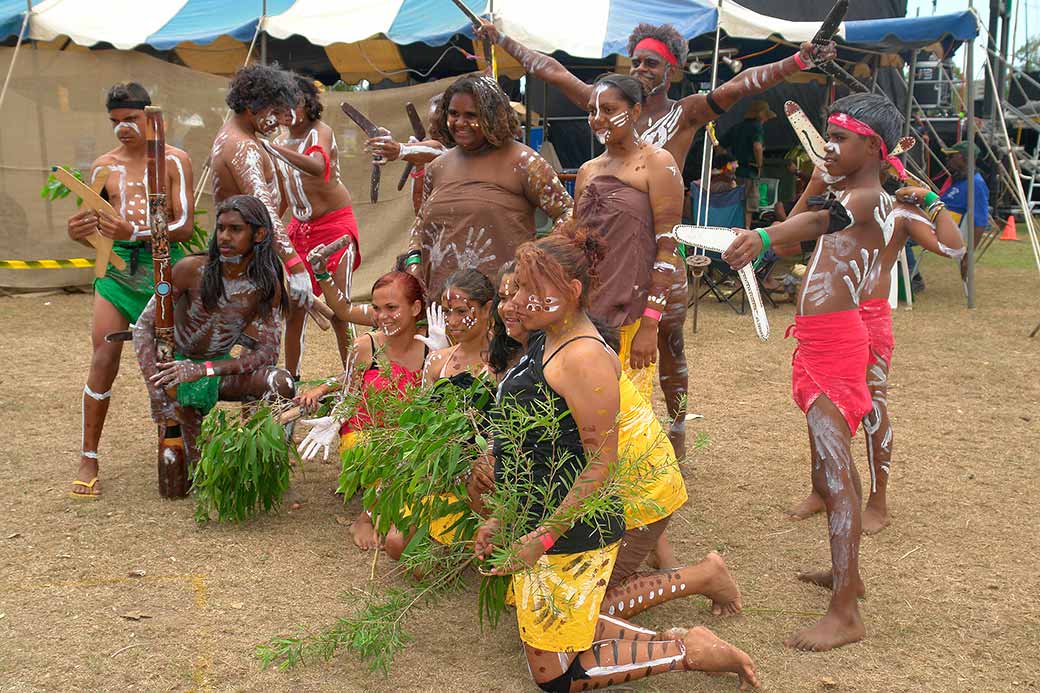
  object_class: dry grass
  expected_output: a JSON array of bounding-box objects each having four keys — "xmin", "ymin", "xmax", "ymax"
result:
[{"xmin": 1, "ymin": 241, "xmax": 1038, "ymax": 692}]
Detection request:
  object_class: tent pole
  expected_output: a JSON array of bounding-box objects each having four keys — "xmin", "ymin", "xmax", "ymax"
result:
[
  {"xmin": 260, "ymin": 0, "xmax": 268, "ymax": 65},
  {"xmin": 695, "ymin": 0, "xmax": 723, "ymax": 228},
  {"xmin": 966, "ymin": 33, "xmax": 976, "ymax": 309},
  {"xmin": 902, "ymin": 51, "xmax": 918, "ymax": 139}
]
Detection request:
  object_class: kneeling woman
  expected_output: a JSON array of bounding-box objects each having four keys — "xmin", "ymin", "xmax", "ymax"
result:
[
  {"xmin": 476, "ymin": 229, "xmax": 758, "ymax": 690},
  {"xmin": 295, "ymin": 271, "xmax": 428, "ymax": 549}
]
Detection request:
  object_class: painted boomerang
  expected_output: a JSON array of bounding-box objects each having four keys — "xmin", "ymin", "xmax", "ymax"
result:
[
  {"xmin": 673, "ymin": 225, "xmax": 770, "ymax": 340},
  {"xmin": 397, "ymin": 101, "xmax": 429, "ymax": 191},
  {"xmin": 450, "ymin": 0, "xmax": 495, "ymax": 75},
  {"xmin": 784, "ymin": 102, "xmax": 929, "ymax": 188},
  {"xmin": 51, "ymin": 166, "xmax": 126, "ymax": 277},
  {"xmin": 340, "ymin": 101, "xmax": 383, "ymax": 203}
]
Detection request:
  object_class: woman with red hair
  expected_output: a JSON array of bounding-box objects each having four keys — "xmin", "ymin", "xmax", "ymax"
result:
[{"xmin": 295, "ymin": 270, "xmax": 429, "ymax": 549}]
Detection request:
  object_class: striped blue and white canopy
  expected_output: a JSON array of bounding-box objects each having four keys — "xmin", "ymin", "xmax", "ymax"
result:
[{"xmin": 3, "ymin": 0, "xmax": 976, "ymax": 54}]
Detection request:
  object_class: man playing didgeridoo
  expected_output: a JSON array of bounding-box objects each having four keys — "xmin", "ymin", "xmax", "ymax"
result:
[
  {"xmin": 267, "ymin": 75, "xmax": 361, "ymax": 378},
  {"xmin": 723, "ymin": 93, "xmax": 907, "ymax": 651},
  {"xmin": 402, "ymin": 74, "xmax": 572, "ymax": 300},
  {"xmin": 476, "ymin": 227, "xmax": 757, "ymax": 691},
  {"xmin": 67, "ymin": 82, "xmax": 194, "ymax": 498},
  {"xmin": 478, "ymin": 19, "xmax": 837, "ymax": 461},
  {"xmin": 209, "ymin": 64, "xmax": 315, "ymax": 312},
  {"xmin": 759, "ymin": 167, "xmax": 967, "ymax": 534},
  {"xmin": 133, "ymin": 195, "xmax": 295, "ymax": 466}
]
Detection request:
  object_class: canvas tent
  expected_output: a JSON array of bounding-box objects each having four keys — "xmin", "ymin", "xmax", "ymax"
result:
[{"xmin": 0, "ymin": 1, "xmax": 980, "ymax": 291}]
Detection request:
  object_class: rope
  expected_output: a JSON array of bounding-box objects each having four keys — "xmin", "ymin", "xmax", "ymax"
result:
[{"xmin": 0, "ymin": 8, "xmax": 31, "ymax": 113}]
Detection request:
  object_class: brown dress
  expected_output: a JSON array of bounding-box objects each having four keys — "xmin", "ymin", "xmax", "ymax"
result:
[
  {"xmin": 415, "ymin": 180, "xmax": 538, "ymax": 300},
  {"xmin": 576, "ymin": 175, "xmax": 656, "ymax": 328}
]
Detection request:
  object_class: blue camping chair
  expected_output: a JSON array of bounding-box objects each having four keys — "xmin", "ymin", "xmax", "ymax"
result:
[{"xmin": 686, "ymin": 182, "xmax": 778, "ymax": 314}]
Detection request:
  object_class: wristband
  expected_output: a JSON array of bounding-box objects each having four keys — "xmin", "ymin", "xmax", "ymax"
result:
[
  {"xmin": 642, "ymin": 307, "xmax": 663, "ymax": 322},
  {"xmin": 404, "ymin": 254, "xmax": 422, "ymax": 266},
  {"xmin": 285, "ymin": 255, "xmax": 304, "ymax": 270},
  {"xmin": 755, "ymin": 228, "xmax": 771, "ymax": 253},
  {"xmin": 538, "ymin": 531, "xmax": 555, "ymax": 552},
  {"xmin": 793, "ymin": 52, "xmax": 809, "ymax": 70},
  {"xmin": 923, "ymin": 191, "xmax": 940, "ymax": 208},
  {"xmin": 204, "ymin": 361, "xmax": 216, "ymax": 378},
  {"xmin": 314, "ymin": 271, "xmax": 331, "ymax": 282},
  {"xmin": 410, "ymin": 167, "xmax": 426, "ymax": 179}
]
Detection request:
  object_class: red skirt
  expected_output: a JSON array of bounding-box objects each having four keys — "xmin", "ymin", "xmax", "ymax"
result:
[
  {"xmin": 287, "ymin": 205, "xmax": 362, "ymax": 293},
  {"xmin": 859, "ymin": 299, "xmax": 894, "ymax": 369},
  {"xmin": 788, "ymin": 309, "xmax": 872, "ymax": 436}
]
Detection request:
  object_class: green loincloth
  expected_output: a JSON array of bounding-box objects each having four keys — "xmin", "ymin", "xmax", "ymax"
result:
[
  {"xmin": 94, "ymin": 241, "xmax": 185, "ymax": 323},
  {"xmin": 174, "ymin": 353, "xmax": 231, "ymax": 414}
]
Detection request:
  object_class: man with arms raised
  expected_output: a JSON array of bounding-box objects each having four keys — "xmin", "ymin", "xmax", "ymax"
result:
[{"xmin": 478, "ymin": 20, "xmax": 835, "ymax": 461}]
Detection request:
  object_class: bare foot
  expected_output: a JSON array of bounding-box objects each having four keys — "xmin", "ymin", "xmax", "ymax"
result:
[
  {"xmin": 784, "ymin": 610, "xmax": 865, "ymax": 652},
  {"xmin": 861, "ymin": 504, "xmax": 890, "ymax": 535},
  {"xmin": 350, "ymin": 512, "xmax": 381, "ymax": 550},
  {"xmin": 785, "ymin": 491, "xmax": 825, "ymax": 520},
  {"xmin": 71, "ymin": 456, "xmax": 101, "ymax": 498},
  {"xmin": 683, "ymin": 626, "xmax": 759, "ymax": 689},
  {"xmin": 796, "ymin": 569, "xmax": 865, "ymax": 598},
  {"xmin": 701, "ymin": 552, "xmax": 742, "ymax": 616}
]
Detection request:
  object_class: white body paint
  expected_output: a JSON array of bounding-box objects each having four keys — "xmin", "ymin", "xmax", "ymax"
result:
[{"xmin": 639, "ymin": 102, "xmax": 683, "ymax": 148}]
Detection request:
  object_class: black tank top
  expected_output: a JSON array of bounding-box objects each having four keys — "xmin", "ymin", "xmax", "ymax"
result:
[{"xmin": 493, "ymin": 332, "xmax": 625, "ymax": 554}]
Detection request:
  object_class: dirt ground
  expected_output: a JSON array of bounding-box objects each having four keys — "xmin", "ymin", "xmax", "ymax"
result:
[{"xmin": 1, "ymin": 240, "xmax": 1038, "ymax": 693}]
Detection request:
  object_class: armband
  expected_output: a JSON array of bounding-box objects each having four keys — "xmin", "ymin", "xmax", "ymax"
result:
[
  {"xmin": 538, "ymin": 531, "xmax": 555, "ymax": 552},
  {"xmin": 705, "ymin": 91, "xmax": 724, "ymax": 116},
  {"xmin": 285, "ymin": 255, "xmax": 304, "ymax": 270},
  {"xmin": 204, "ymin": 361, "xmax": 216, "ymax": 378},
  {"xmin": 314, "ymin": 271, "xmax": 331, "ymax": 282},
  {"xmin": 403, "ymin": 251, "xmax": 422, "ymax": 267},
  {"xmin": 410, "ymin": 167, "xmax": 425, "ymax": 179},
  {"xmin": 756, "ymin": 228, "xmax": 771, "ymax": 252},
  {"xmin": 793, "ymin": 52, "xmax": 809, "ymax": 70},
  {"xmin": 642, "ymin": 307, "xmax": 663, "ymax": 322},
  {"xmin": 923, "ymin": 191, "xmax": 940, "ymax": 209}
]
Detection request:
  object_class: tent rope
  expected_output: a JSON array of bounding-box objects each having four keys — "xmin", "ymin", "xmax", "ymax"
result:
[{"xmin": 0, "ymin": 6, "xmax": 31, "ymax": 113}]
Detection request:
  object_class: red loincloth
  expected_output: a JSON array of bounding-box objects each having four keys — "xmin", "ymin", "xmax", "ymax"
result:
[
  {"xmin": 787, "ymin": 309, "xmax": 872, "ymax": 436},
  {"xmin": 859, "ymin": 298, "xmax": 894, "ymax": 368},
  {"xmin": 287, "ymin": 205, "xmax": 362, "ymax": 293}
]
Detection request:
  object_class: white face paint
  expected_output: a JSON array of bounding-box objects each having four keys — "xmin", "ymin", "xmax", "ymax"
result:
[
  {"xmin": 824, "ymin": 141, "xmax": 841, "ymax": 155},
  {"xmin": 290, "ymin": 109, "xmax": 298, "ymax": 126},
  {"xmin": 114, "ymin": 121, "xmax": 141, "ymax": 137}
]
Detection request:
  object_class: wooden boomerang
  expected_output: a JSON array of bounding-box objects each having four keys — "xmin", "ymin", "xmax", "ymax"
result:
[
  {"xmin": 784, "ymin": 103, "xmax": 930, "ymax": 188},
  {"xmin": 340, "ymin": 101, "xmax": 384, "ymax": 204},
  {"xmin": 673, "ymin": 225, "xmax": 769, "ymax": 340},
  {"xmin": 397, "ymin": 102, "xmax": 429, "ymax": 191},
  {"xmin": 450, "ymin": 0, "xmax": 494, "ymax": 73},
  {"xmin": 51, "ymin": 166, "xmax": 126, "ymax": 277}
]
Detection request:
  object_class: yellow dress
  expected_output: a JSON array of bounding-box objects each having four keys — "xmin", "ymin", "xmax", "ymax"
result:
[
  {"xmin": 618, "ymin": 319, "xmax": 656, "ymax": 403},
  {"xmin": 617, "ymin": 373, "xmax": 688, "ymax": 529}
]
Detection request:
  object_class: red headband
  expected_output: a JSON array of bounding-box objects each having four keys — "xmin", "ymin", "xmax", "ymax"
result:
[
  {"xmin": 828, "ymin": 112, "xmax": 907, "ymax": 180},
  {"xmin": 633, "ymin": 38, "xmax": 679, "ymax": 67}
]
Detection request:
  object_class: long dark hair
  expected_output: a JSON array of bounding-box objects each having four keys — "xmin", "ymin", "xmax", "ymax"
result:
[
  {"xmin": 443, "ymin": 268, "xmax": 495, "ymax": 306},
  {"xmin": 488, "ymin": 261, "xmax": 522, "ymax": 375},
  {"xmin": 203, "ymin": 195, "xmax": 286, "ymax": 318}
]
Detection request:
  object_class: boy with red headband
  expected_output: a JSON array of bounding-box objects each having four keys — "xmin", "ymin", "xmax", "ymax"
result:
[
  {"xmin": 722, "ymin": 93, "xmax": 906, "ymax": 651},
  {"xmin": 477, "ymin": 19, "xmax": 835, "ymax": 462}
]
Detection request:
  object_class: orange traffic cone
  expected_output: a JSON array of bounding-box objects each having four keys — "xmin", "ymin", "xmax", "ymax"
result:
[{"xmin": 1000, "ymin": 215, "xmax": 1018, "ymax": 241}]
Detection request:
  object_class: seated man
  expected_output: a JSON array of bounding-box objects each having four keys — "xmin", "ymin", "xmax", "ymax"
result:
[{"xmin": 133, "ymin": 195, "xmax": 295, "ymax": 464}]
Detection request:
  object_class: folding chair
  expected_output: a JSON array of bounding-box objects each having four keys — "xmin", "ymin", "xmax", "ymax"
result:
[{"xmin": 686, "ymin": 183, "xmax": 755, "ymax": 314}]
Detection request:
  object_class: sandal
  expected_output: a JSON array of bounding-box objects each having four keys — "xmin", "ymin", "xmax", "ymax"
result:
[{"xmin": 70, "ymin": 477, "xmax": 101, "ymax": 499}]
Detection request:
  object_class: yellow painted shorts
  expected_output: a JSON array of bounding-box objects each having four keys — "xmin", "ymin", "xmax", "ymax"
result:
[
  {"xmin": 619, "ymin": 319, "xmax": 655, "ymax": 403},
  {"xmin": 513, "ymin": 542, "xmax": 620, "ymax": 653}
]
